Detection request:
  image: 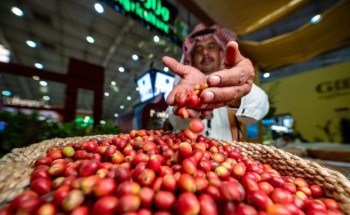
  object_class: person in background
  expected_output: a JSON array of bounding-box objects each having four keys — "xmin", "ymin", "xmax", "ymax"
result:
[
  {"xmin": 335, "ymin": 108, "xmax": 350, "ymax": 144},
  {"xmin": 163, "ymin": 23, "xmax": 269, "ymax": 142}
]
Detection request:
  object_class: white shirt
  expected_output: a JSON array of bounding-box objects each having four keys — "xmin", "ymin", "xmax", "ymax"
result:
[{"xmin": 166, "ymin": 83, "xmax": 269, "ymax": 142}]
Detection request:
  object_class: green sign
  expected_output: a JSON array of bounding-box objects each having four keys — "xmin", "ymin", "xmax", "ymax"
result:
[
  {"xmin": 112, "ymin": 0, "xmax": 177, "ymax": 34},
  {"xmin": 75, "ymin": 117, "xmax": 94, "ymax": 128}
]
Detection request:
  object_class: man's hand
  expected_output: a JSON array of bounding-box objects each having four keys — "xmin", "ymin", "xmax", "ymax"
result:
[
  {"xmin": 200, "ymin": 41, "xmax": 255, "ymax": 110},
  {"xmin": 162, "ymin": 56, "xmax": 208, "ymax": 118},
  {"xmin": 162, "ymin": 56, "xmax": 208, "ymax": 106},
  {"xmin": 162, "ymin": 41, "xmax": 255, "ymax": 116}
]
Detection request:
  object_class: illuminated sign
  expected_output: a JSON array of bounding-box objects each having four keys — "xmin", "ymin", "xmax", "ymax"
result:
[
  {"xmin": 117, "ymin": 0, "xmax": 170, "ymax": 33},
  {"xmin": 154, "ymin": 71, "xmax": 175, "ymax": 100},
  {"xmin": 135, "ymin": 69, "xmax": 175, "ymax": 102},
  {"xmin": 136, "ymin": 72, "xmax": 154, "ymax": 102},
  {"xmin": 150, "ymin": 109, "xmax": 167, "ymax": 118},
  {"xmin": 75, "ymin": 117, "xmax": 94, "ymax": 128},
  {"xmin": 3, "ymin": 96, "xmax": 47, "ymax": 107},
  {"xmin": 100, "ymin": 0, "xmax": 180, "ymax": 43}
]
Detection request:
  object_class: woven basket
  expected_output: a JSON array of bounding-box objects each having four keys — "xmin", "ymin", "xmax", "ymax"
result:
[{"xmin": 0, "ymin": 135, "xmax": 349, "ymax": 214}]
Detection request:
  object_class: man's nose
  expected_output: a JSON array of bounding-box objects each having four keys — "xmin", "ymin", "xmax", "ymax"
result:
[{"xmin": 202, "ymin": 46, "xmax": 210, "ymax": 55}]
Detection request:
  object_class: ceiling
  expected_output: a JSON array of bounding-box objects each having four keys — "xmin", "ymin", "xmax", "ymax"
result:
[
  {"xmin": 0, "ymin": 0, "xmax": 349, "ymax": 122},
  {"xmin": 184, "ymin": 0, "xmax": 350, "ymax": 73},
  {"xmin": 0, "ymin": 0, "xmax": 194, "ymax": 120}
]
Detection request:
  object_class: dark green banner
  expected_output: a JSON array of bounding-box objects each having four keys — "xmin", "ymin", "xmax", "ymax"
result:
[{"xmin": 100, "ymin": 0, "xmax": 182, "ymax": 45}]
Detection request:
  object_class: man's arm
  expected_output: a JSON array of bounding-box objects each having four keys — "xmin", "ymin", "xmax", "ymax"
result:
[
  {"xmin": 163, "ymin": 41, "xmax": 269, "ymax": 120},
  {"xmin": 231, "ymin": 83, "xmax": 269, "ymax": 124}
]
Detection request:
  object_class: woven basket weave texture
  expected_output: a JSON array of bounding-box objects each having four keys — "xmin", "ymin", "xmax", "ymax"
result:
[{"xmin": 0, "ymin": 135, "xmax": 349, "ymax": 214}]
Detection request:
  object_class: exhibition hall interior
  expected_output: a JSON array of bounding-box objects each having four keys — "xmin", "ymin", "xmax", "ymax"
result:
[
  {"xmin": 0, "ymin": 0, "xmax": 350, "ymax": 173},
  {"xmin": 0, "ymin": 0, "xmax": 350, "ymax": 214}
]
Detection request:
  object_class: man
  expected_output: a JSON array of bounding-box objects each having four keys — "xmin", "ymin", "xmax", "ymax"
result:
[{"xmin": 163, "ymin": 23, "xmax": 269, "ymax": 141}]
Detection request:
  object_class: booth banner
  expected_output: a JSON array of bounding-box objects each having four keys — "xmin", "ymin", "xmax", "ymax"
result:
[
  {"xmin": 141, "ymin": 94, "xmax": 168, "ymax": 130},
  {"xmin": 261, "ymin": 61, "xmax": 350, "ymax": 143}
]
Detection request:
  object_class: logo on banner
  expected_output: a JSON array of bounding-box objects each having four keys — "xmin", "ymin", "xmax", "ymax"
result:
[{"xmin": 316, "ymin": 77, "xmax": 350, "ymax": 99}]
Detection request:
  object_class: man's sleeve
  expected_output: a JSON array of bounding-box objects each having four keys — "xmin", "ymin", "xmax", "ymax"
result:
[{"xmin": 233, "ymin": 83, "xmax": 269, "ymax": 124}]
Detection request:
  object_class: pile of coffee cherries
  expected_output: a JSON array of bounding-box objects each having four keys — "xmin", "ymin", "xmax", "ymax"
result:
[{"xmin": 0, "ymin": 119, "xmax": 344, "ymax": 215}]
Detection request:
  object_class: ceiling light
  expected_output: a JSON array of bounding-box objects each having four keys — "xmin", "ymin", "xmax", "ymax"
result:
[
  {"xmin": 0, "ymin": 55, "xmax": 9, "ymax": 63},
  {"xmin": 34, "ymin": 63, "xmax": 43, "ymax": 69},
  {"xmin": 153, "ymin": 35, "xmax": 160, "ymax": 43},
  {"xmin": 43, "ymin": 96, "xmax": 50, "ymax": 101},
  {"xmin": 104, "ymin": 92, "xmax": 110, "ymax": 96},
  {"xmin": 111, "ymin": 81, "xmax": 116, "ymax": 86},
  {"xmin": 310, "ymin": 14, "xmax": 322, "ymax": 24},
  {"xmin": 132, "ymin": 54, "xmax": 138, "ymax": 61},
  {"xmin": 127, "ymin": 96, "xmax": 131, "ymax": 100},
  {"xmin": 263, "ymin": 73, "xmax": 270, "ymax": 78},
  {"xmin": 0, "ymin": 45, "xmax": 10, "ymax": 61},
  {"xmin": 11, "ymin": 7, "xmax": 24, "ymax": 17},
  {"xmin": 0, "ymin": 45, "xmax": 10, "ymax": 55},
  {"xmin": 32, "ymin": 76, "xmax": 40, "ymax": 81},
  {"xmin": 119, "ymin": 67, "xmax": 125, "ymax": 72},
  {"xmin": 164, "ymin": 67, "xmax": 169, "ymax": 72},
  {"xmin": 84, "ymin": 116, "xmax": 90, "ymax": 123},
  {"xmin": 86, "ymin": 36, "xmax": 95, "ymax": 43},
  {"xmin": 94, "ymin": 3, "xmax": 104, "ymax": 13},
  {"xmin": 120, "ymin": 105, "xmax": 124, "ymax": 109},
  {"xmin": 26, "ymin": 40, "xmax": 37, "ymax": 48},
  {"xmin": 1, "ymin": 90, "xmax": 12, "ymax": 96},
  {"xmin": 39, "ymin": 81, "xmax": 48, "ymax": 86},
  {"xmin": 114, "ymin": 113, "xmax": 119, "ymax": 117}
]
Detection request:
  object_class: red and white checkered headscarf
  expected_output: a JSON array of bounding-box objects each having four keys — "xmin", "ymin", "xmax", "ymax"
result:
[{"xmin": 182, "ymin": 23, "xmax": 237, "ymax": 66}]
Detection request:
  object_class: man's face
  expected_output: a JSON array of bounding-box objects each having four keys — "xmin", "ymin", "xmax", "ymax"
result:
[{"xmin": 191, "ymin": 36, "xmax": 224, "ymax": 75}]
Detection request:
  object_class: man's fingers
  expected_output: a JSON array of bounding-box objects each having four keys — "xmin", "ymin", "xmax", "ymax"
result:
[
  {"xmin": 207, "ymin": 59, "xmax": 254, "ymax": 87},
  {"xmin": 163, "ymin": 56, "xmax": 208, "ymax": 106},
  {"xmin": 209, "ymin": 42, "xmax": 255, "ymax": 88},
  {"xmin": 187, "ymin": 109, "xmax": 200, "ymax": 118},
  {"xmin": 162, "ymin": 56, "xmax": 195, "ymax": 78},
  {"xmin": 206, "ymin": 41, "xmax": 254, "ymax": 88},
  {"xmin": 224, "ymin": 41, "xmax": 247, "ymax": 67},
  {"xmin": 200, "ymin": 84, "xmax": 252, "ymax": 104},
  {"xmin": 224, "ymin": 41, "xmax": 239, "ymax": 67},
  {"xmin": 201, "ymin": 102, "xmax": 229, "ymax": 110},
  {"xmin": 200, "ymin": 109, "xmax": 213, "ymax": 118},
  {"xmin": 166, "ymin": 85, "xmax": 185, "ymax": 105}
]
